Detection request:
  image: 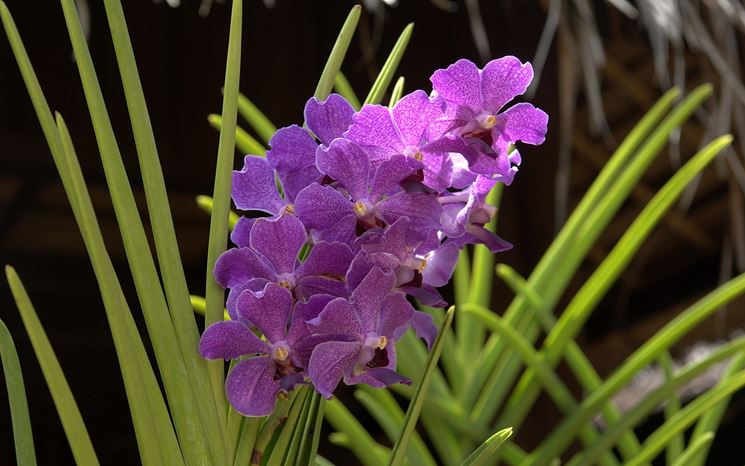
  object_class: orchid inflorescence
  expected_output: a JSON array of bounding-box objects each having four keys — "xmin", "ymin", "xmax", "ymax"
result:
[{"xmin": 199, "ymin": 56, "xmax": 548, "ymax": 416}]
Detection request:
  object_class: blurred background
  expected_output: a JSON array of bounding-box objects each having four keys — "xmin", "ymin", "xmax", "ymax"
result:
[{"xmin": 1, "ymin": 0, "xmax": 744, "ymax": 464}]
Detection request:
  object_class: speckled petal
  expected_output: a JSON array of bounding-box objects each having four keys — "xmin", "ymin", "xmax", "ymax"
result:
[
  {"xmin": 304, "ymin": 94, "xmax": 355, "ymax": 146},
  {"xmin": 249, "ymin": 212, "xmax": 307, "ymax": 274},
  {"xmin": 392, "ymin": 90, "xmax": 443, "ymax": 146},
  {"xmin": 199, "ymin": 320, "xmax": 270, "ymax": 360},
  {"xmin": 344, "ymin": 103, "xmax": 405, "ymax": 160},
  {"xmin": 236, "ymin": 282, "xmax": 293, "ymax": 343},
  {"xmin": 232, "ymin": 156, "xmax": 284, "ymax": 214},
  {"xmin": 430, "ymin": 59, "xmax": 481, "ymax": 110},
  {"xmin": 213, "ymin": 247, "xmax": 274, "ymax": 289},
  {"xmin": 492, "ymin": 102, "xmax": 549, "ymax": 154},
  {"xmin": 308, "ymin": 340, "xmax": 361, "ymax": 398},
  {"xmin": 480, "ymin": 56, "xmax": 534, "ymax": 113},
  {"xmin": 315, "ymin": 138, "xmax": 370, "ymax": 200},
  {"xmin": 307, "ymin": 298, "xmax": 364, "ymax": 339},
  {"xmin": 225, "ymin": 357, "xmax": 280, "ymax": 417}
]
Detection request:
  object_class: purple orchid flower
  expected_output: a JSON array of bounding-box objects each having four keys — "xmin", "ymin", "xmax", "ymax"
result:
[
  {"xmin": 345, "ymin": 90, "xmax": 454, "ymax": 192},
  {"xmin": 199, "ymin": 283, "xmax": 308, "ymax": 416},
  {"xmin": 306, "ymin": 267, "xmax": 415, "ymax": 397},
  {"xmin": 294, "ymin": 138, "xmax": 443, "ymax": 244},
  {"xmin": 439, "ymin": 175, "xmax": 512, "ymax": 252},
  {"xmin": 214, "ymin": 211, "xmax": 354, "ymax": 317},
  {"xmin": 429, "ymin": 56, "xmax": 548, "ymax": 182},
  {"xmin": 265, "ymin": 94, "xmax": 355, "ymax": 198}
]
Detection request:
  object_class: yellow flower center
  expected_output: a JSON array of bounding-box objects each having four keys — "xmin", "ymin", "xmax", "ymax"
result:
[
  {"xmin": 285, "ymin": 204, "xmax": 295, "ymax": 214},
  {"xmin": 481, "ymin": 114, "xmax": 497, "ymax": 129},
  {"xmin": 273, "ymin": 346, "xmax": 289, "ymax": 361},
  {"xmin": 279, "ymin": 280, "xmax": 292, "ymax": 289},
  {"xmin": 377, "ymin": 336, "xmax": 388, "ymax": 350},
  {"xmin": 354, "ymin": 200, "xmax": 368, "ymax": 216}
]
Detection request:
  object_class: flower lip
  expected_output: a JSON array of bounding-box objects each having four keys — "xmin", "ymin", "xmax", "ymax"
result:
[{"xmin": 477, "ymin": 112, "xmax": 497, "ymax": 130}]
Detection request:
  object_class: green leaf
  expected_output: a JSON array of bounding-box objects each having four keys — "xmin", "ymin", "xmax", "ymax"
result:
[
  {"xmin": 325, "ymin": 399, "xmax": 388, "ymax": 466},
  {"xmin": 527, "ymin": 271, "xmax": 745, "ymax": 466},
  {"xmin": 388, "ymin": 77, "xmax": 405, "ymax": 106},
  {"xmin": 566, "ymin": 336, "xmax": 745, "ymax": 466},
  {"xmin": 0, "ymin": 5, "xmax": 180, "ymax": 463},
  {"xmin": 296, "ymin": 392, "xmax": 326, "ymax": 466},
  {"xmin": 658, "ymin": 351, "xmax": 683, "ymax": 464},
  {"xmin": 313, "ymin": 5, "xmax": 361, "ymax": 101},
  {"xmin": 0, "ymin": 316, "xmax": 37, "ymax": 466},
  {"xmin": 5, "ymin": 268, "xmax": 98, "ymax": 466},
  {"xmin": 236, "ymin": 92, "xmax": 277, "ymax": 144},
  {"xmin": 196, "ymin": 194, "xmax": 240, "ymax": 229},
  {"xmin": 365, "ymin": 23, "xmax": 414, "ymax": 105},
  {"xmin": 334, "ymin": 72, "xmax": 361, "ymax": 110},
  {"xmin": 388, "ymin": 306, "xmax": 455, "ymax": 466},
  {"xmin": 460, "ymin": 427, "xmax": 513, "ymax": 466},
  {"xmin": 208, "ymin": 114, "xmax": 267, "ymax": 155},
  {"xmin": 671, "ymin": 432, "xmax": 714, "ymax": 466},
  {"xmin": 266, "ymin": 388, "xmax": 310, "ymax": 466},
  {"xmin": 101, "ymin": 0, "xmax": 228, "ymax": 450},
  {"xmin": 624, "ymin": 370, "xmax": 745, "ymax": 466},
  {"xmin": 232, "ymin": 417, "xmax": 262, "ymax": 466},
  {"xmin": 57, "ymin": 0, "xmax": 218, "ymax": 460},
  {"xmin": 204, "ymin": 0, "xmax": 243, "ymax": 426}
]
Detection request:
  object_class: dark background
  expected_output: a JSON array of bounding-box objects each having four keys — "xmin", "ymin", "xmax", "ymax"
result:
[{"xmin": 1, "ymin": 0, "xmax": 743, "ymax": 464}]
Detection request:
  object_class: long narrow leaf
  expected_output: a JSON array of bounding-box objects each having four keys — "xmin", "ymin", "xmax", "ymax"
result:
[
  {"xmin": 0, "ymin": 317, "xmax": 36, "ymax": 466},
  {"xmin": 334, "ymin": 72, "xmax": 361, "ymax": 110},
  {"xmin": 671, "ymin": 433, "xmax": 715, "ymax": 466},
  {"xmin": 0, "ymin": 5, "xmax": 179, "ymax": 464},
  {"xmin": 365, "ymin": 24, "xmax": 414, "ymax": 105},
  {"xmin": 325, "ymin": 399, "xmax": 388, "ymax": 466},
  {"xmin": 57, "ymin": 0, "xmax": 216, "ymax": 461},
  {"xmin": 208, "ymin": 114, "xmax": 266, "ymax": 155},
  {"xmin": 388, "ymin": 306, "xmax": 455, "ymax": 466},
  {"xmin": 313, "ymin": 6, "xmax": 361, "ymax": 101},
  {"xmin": 460, "ymin": 427, "xmax": 513, "ymax": 466},
  {"xmin": 204, "ymin": 0, "xmax": 243, "ymax": 430},
  {"xmin": 5, "ymin": 268, "xmax": 99, "ymax": 466},
  {"xmin": 236, "ymin": 92, "xmax": 277, "ymax": 144},
  {"xmin": 527, "ymin": 271, "xmax": 745, "ymax": 466}
]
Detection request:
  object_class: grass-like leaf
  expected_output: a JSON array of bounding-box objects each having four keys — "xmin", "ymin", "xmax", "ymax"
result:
[
  {"xmin": 388, "ymin": 76, "xmax": 405, "ymax": 106},
  {"xmin": 388, "ymin": 306, "xmax": 455, "ymax": 466},
  {"xmin": 313, "ymin": 5, "xmax": 361, "ymax": 101},
  {"xmin": 671, "ymin": 432, "xmax": 714, "ymax": 466},
  {"xmin": 334, "ymin": 72, "xmax": 361, "ymax": 110},
  {"xmin": 5, "ymin": 267, "xmax": 99, "ymax": 466},
  {"xmin": 566, "ymin": 337, "xmax": 745, "ymax": 466},
  {"xmin": 203, "ymin": 0, "xmax": 243, "ymax": 426},
  {"xmin": 0, "ymin": 317, "xmax": 37, "ymax": 466},
  {"xmin": 57, "ymin": 0, "xmax": 218, "ymax": 460},
  {"xmin": 237, "ymin": 92, "xmax": 277, "ymax": 144},
  {"xmin": 208, "ymin": 114, "xmax": 267, "ymax": 155},
  {"xmin": 527, "ymin": 271, "xmax": 745, "ymax": 466},
  {"xmin": 102, "ymin": 0, "xmax": 229, "ymax": 447},
  {"xmin": 196, "ymin": 195, "xmax": 240, "ymax": 229},
  {"xmin": 460, "ymin": 427, "xmax": 513, "ymax": 466},
  {"xmin": 0, "ymin": 5, "xmax": 180, "ymax": 463},
  {"xmin": 497, "ymin": 134, "xmax": 733, "ymax": 445},
  {"xmin": 325, "ymin": 399, "xmax": 388, "ymax": 466},
  {"xmin": 365, "ymin": 23, "xmax": 414, "ymax": 105}
]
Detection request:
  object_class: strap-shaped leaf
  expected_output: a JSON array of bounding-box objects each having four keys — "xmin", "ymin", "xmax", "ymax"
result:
[
  {"xmin": 388, "ymin": 77, "xmax": 405, "ymax": 106},
  {"xmin": 389, "ymin": 306, "xmax": 455, "ymax": 466},
  {"xmin": 334, "ymin": 72, "xmax": 361, "ymax": 110},
  {"xmin": 365, "ymin": 24, "xmax": 414, "ymax": 105},
  {"xmin": 0, "ymin": 316, "xmax": 37, "ymax": 466},
  {"xmin": 203, "ymin": 0, "xmax": 243, "ymax": 427},
  {"xmin": 237, "ymin": 92, "xmax": 277, "ymax": 144},
  {"xmin": 313, "ymin": 6, "xmax": 361, "ymax": 101},
  {"xmin": 460, "ymin": 427, "xmax": 513, "ymax": 466},
  {"xmin": 208, "ymin": 114, "xmax": 267, "ymax": 155},
  {"xmin": 5, "ymin": 268, "xmax": 99, "ymax": 466}
]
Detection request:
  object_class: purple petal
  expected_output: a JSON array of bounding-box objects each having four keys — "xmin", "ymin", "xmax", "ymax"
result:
[
  {"xmin": 430, "ymin": 59, "xmax": 481, "ymax": 111},
  {"xmin": 410, "ymin": 311, "xmax": 438, "ymax": 349},
  {"xmin": 360, "ymin": 217, "xmax": 411, "ymax": 259},
  {"xmin": 315, "ymin": 139, "xmax": 370, "ymax": 200},
  {"xmin": 344, "ymin": 104, "xmax": 405, "ymax": 160},
  {"xmin": 422, "ymin": 243, "xmax": 459, "ymax": 287},
  {"xmin": 304, "ymin": 94, "xmax": 355, "ymax": 146},
  {"xmin": 213, "ymin": 247, "xmax": 274, "ymax": 289},
  {"xmin": 378, "ymin": 292, "xmax": 414, "ymax": 339},
  {"xmin": 404, "ymin": 285, "xmax": 447, "ymax": 308},
  {"xmin": 296, "ymin": 276, "xmax": 349, "ymax": 302},
  {"xmin": 480, "ymin": 56, "xmax": 534, "ymax": 113},
  {"xmin": 226, "ymin": 357, "xmax": 280, "ymax": 417},
  {"xmin": 370, "ymin": 154, "xmax": 416, "ymax": 199},
  {"xmin": 345, "ymin": 250, "xmax": 400, "ymax": 291},
  {"xmin": 420, "ymin": 150, "xmax": 453, "ymax": 192},
  {"xmin": 377, "ymin": 192, "xmax": 442, "ymax": 242},
  {"xmin": 295, "ymin": 183, "xmax": 355, "ymax": 243},
  {"xmin": 448, "ymin": 228, "xmax": 513, "ymax": 253},
  {"xmin": 296, "ymin": 241, "xmax": 354, "ymax": 278},
  {"xmin": 307, "ymin": 298, "xmax": 364, "ymax": 339},
  {"xmin": 286, "ymin": 294, "xmax": 338, "ymax": 345},
  {"xmin": 236, "ymin": 283, "xmax": 293, "ymax": 343},
  {"xmin": 280, "ymin": 164, "xmax": 323, "ymax": 203},
  {"xmin": 392, "ymin": 90, "xmax": 444, "ymax": 147},
  {"xmin": 249, "ymin": 213, "xmax": 307, "ymax": 274},
  {"xmin": 230, "ymin": 216, "xmax": 255, "ymax": 248},
  {"xmin": 308, "ymin": 340, "xmax": 361, "ymax": 398},
  {"xmin": 266, "ymin": 125, "xmax": 318, "ymax": 173},
  {"xmin": 351, "ymin": 267, "xmax": 396, "ymax": 331},
  {"xmin": 199, "ymin": 321, "xmax": 270, "ymax": 360},
  {"xmin": 226, "ymin": 279, "xmax": 270, "ymax": 320},
  {"xmin": 346, "ymin": 367, "xmax": 411, "ymax": 389},
  {"xmin": 492, "ymin": 102, "xmax": 549, "ymax": 154},
  {"xmin": 232, "ymin": 156, "xmax": 284, "ymax": 214}
]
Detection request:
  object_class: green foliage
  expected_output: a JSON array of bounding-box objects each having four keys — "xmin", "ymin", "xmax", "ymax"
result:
[{"xmin": 2, "ymin": 3, "xmax": 743, "ymax": 466}]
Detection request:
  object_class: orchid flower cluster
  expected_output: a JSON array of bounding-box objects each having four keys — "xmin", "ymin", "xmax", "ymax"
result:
[{"xmin": 199, "ymin": 56, "xmax": 548, "ymax": 416}]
